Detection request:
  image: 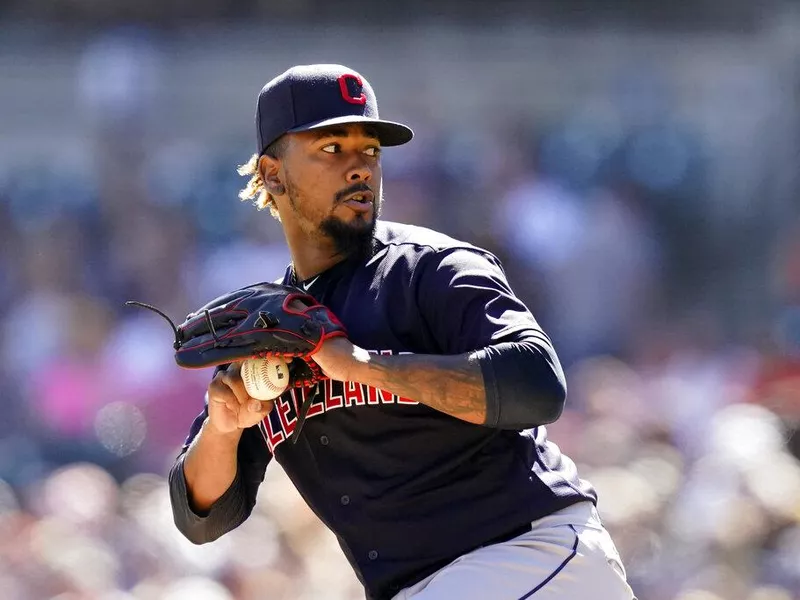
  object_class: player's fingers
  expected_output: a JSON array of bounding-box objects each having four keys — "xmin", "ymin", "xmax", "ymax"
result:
[
  {"xmin": 207, "ymin": 376, "xmax": 229, "ymax": 403},
  {"xmin": 221, "ymin": 363, "xmax": 252, "ymax": 406},
  {"xmin": 208, "ymin": 379, "xmax": 240, "ymax": 413},
  {"xmin": 220, "ymin": 363, "xmax": 272, "ymax": 415},
  {"xmin": 249, "ymin": 399, "xmax": 274, "ymax": 415}
]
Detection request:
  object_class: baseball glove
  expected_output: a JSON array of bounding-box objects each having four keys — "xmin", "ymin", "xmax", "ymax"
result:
[{"xmin": 126, "ymin": 282, "xmax": 347, "ymax": 442}]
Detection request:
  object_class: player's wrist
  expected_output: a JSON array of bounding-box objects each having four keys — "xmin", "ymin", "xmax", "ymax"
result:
[
  {"xmin": 312, "ymin": 337, "xmax": 364, "ymax": 382},
  {"xmin": 345, "ymin": 344, "xmax": 373, "ymax": 382}
]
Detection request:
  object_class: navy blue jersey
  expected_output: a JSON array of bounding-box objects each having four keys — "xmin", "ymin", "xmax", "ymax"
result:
[{"xmin": 171, "ymin": 220, "xmax": 596, "ymax": 599}]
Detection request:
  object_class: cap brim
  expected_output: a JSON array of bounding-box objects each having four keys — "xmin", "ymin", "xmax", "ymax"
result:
[{"xmin": 288, "ymin": 115, "xmax": 413, "ymax": 146}]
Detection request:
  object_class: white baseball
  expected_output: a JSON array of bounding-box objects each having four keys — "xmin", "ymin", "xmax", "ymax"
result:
[{"xmin": 240, "ymin": 357, "xmax": 290, "ymax": 401}]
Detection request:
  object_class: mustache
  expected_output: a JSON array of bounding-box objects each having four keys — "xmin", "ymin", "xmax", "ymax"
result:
[{"xmin": 335, "ymin": 182, "xmax": 374, "ymax": 203}]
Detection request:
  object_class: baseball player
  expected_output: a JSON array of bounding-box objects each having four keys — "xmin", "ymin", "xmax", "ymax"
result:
[{"xmin": 168, "ymin": 64, "xmax": 637, "ymax": 599}]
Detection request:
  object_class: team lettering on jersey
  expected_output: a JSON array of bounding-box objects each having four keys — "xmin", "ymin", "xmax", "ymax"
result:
[{"xmin": 258, "ymin": 349, "xmax": 418, "ymax": 452}]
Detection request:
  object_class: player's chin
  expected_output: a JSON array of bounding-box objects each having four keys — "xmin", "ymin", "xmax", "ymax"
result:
[
  {"xmin": 320, "ymin": 212, "xmax": 376, "ymax": 255},
  {"xmin": 333, "ymin": 208, "xmax": 376, "ymax": 231}
]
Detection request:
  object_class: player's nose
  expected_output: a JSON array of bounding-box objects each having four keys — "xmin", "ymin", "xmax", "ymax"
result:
[{"xmin": 345, "ymin": 157, "xmax": 373, "ymax": 182}]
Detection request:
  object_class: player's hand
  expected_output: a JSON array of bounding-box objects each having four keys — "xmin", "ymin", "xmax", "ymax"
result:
[
  {"xmin": 206, "ymin": 362, "xmax": 274, "ymax": 434},
  {"xmin": 311, "ymin": 337, "xmax": 366, "ymax": 382}
]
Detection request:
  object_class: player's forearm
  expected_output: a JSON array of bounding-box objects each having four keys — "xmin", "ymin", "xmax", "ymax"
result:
[
  {"xmin": 348, "ymin": 349, "xmax": 487, "ymax": 424},
  {"xmin": 170, "ymin": 415, "xmax": 271, "ymax": 545},
  {"xmin": 346, "ymin": 337, "xmax": 566, "ymax": 428},
  {"xmin": 182, "ymin": 418, "xmax": 243, "ymax": 512},
  {"xmin": 169, "ymin": 422, "xmax": 253, "ymax": 545}
]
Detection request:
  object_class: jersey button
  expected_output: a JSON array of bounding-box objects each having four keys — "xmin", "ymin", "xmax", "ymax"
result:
[
  {"xmin": 340, "ymin": 495, "xmax": 350, "ymax": 505},
  {"xmin": 368, "ymin": 550, "xmax": 379, "ymax": 561},
  {"xmin": 319, "ymin": 435, "xmax": 329, "ymax": 446}
]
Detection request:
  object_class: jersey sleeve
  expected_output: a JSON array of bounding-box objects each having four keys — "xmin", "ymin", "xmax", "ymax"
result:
[
  {"xmin": 415, "ymin": 247, "xmax": 549, "ymax": 353},
  {"xmin": 168, "ymin": 394, "xmax": 272, "ymax": 544},
  {"xmin": 415, "ymin": 247, "xmax": 567, "ymax": 429}
]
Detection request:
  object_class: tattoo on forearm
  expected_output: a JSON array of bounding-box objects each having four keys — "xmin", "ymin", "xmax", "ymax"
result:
[{"xmin": 365, "ymin": 353, "xmax": 486, "ymax": 424}]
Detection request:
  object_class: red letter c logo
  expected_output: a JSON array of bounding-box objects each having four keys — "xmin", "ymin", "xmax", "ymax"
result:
[{"xmin": 338, "ymin": 74, "xmax": 367, "ymax": 105}]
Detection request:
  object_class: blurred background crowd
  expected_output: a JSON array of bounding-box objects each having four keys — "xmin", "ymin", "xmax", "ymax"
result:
[{"xmin": 1, "ymin": 1, "xmax": 800, "ymax": 599}]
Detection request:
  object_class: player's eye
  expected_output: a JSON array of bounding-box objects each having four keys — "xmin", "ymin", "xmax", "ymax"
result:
[
  {"xmin": 364, "ymin": 146, "xmax": 381, "ymax": 157},
  {"xmin": 321, "ymin": 143, "xmax": 340, "ymax": 154}
]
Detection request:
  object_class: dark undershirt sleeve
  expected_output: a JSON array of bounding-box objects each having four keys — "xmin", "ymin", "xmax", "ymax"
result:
[
  {"xmin": 416, "ymin": 248, "xmax": 567, "ymax": 429},
  {"xmin": 168, "ymin": 390, "xmax": 272, "ymax": 544},
  {"xmin": 473, "ymin": 337, "xmax": 565, "ymax": 428}
]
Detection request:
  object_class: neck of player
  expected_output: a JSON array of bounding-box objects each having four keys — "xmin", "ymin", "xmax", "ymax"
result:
[{"xmin": 284, "ymin": 230, "xmax": 348, "ymax": 283}]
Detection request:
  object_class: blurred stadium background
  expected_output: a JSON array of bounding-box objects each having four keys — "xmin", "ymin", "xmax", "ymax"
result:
[{"xmin": 1, "ymin": 1, "xmax": 800, "ymax": 599}]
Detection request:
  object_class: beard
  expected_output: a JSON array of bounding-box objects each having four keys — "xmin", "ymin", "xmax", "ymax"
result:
[
  {"xmin": 284, "ymin": 173, "xmax": 381, "ymax": 259},
  {"xmin": 319, "ymin": 195, "xmax": 380, "ymax": 258}
]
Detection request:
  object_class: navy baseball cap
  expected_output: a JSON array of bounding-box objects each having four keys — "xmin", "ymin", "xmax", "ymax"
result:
[{"xmin": 255, "ymin": 64, "xmax": 414, "ymax": 155}]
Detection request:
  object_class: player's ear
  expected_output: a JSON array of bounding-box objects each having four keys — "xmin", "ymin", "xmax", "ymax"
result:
[{"xmin": 259, "ymin": 155, "xmax": 286, "ymax": 196}]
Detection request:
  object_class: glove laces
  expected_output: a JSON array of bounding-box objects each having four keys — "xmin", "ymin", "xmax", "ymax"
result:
[{"xmin": 124, "ymin": 301, "xmax": 183, "ymax": 350}]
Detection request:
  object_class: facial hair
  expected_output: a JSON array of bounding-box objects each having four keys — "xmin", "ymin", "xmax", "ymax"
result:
[
  {"xmin": 320, "ymin": 192, "xmax": 380, "ymax": 258},
  {"xmin": 286, "ymin": 172, "xmax": 380, "ymax": 259}
]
